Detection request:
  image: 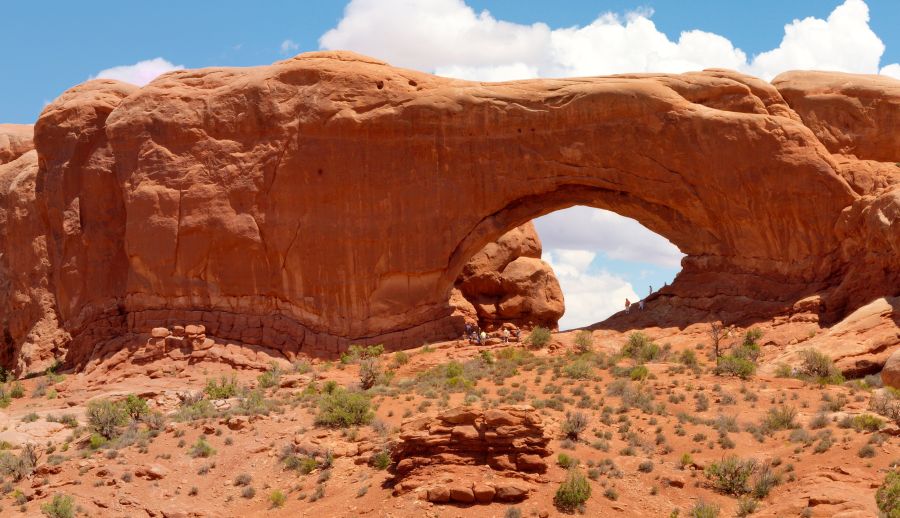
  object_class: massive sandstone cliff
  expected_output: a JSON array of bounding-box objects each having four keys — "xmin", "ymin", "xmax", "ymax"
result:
[{"xmin": 0, "ymin": 52, "xmax": 898, "ymax": 372}]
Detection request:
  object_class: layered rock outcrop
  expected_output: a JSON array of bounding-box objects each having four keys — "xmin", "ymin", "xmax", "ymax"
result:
[
  {"xmin": 0, "ymin": 52, "xmax": 898, "ymax": 370},
  {"xmin": 454, "ymin": 222, "xmax": 563, "ymax": 330},
  {"xmin": 391, "ymin": 406, "xmax": 550, "ymax": 503}
]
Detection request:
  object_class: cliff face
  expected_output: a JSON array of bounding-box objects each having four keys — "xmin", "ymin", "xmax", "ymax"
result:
[{"xmin": 1, "ymin": 53, "xmax": 898, "ymax": 371}]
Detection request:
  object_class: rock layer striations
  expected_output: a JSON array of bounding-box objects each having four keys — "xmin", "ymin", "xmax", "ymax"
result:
[{"xmin": 1, "ymin": 53, "xmax": 898, "ymax": 370}]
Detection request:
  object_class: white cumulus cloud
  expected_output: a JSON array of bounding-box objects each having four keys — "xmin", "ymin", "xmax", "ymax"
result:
[
  {"xmin": 544, "ymin": 249, "xmax": 639, "ymax": 330},
  {"xmin": 281, "ymin": 39, "xmax": 300, "ymax": 54},
  {"xmin": 320, "ymin": 0, "xmax": 895, "ymax": 81},
  {"xmin": 534, "ymin": 207, "xmax": 684, "ymax": 269},
  {"xmin": 93, "ymin": 57, "xmax": 184, "ymax": 86},
  {"xmin": 882, "ymin": 63, "xmax": 900, "ymax": 79}
]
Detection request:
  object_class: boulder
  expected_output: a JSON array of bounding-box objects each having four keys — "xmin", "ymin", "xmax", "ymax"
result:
[{"xmin": 883, "ymin": 348, "xmax": 900, "ymax": 389}]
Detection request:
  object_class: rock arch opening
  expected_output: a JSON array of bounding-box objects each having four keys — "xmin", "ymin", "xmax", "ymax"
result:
[{"xmin": 450, "ymin": 205, "xmax": 685, "ymax": 334}]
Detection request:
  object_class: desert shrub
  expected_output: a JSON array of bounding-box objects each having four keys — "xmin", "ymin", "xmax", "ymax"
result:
[
  {"xmin": 630, "ymin": 365, "xmax": 649, "ymax": 381},
  {"xmin": 574, "ymin": 331, "xmax": 593, "ymax": 353},
  {"xmin": 563, "ymin": 359, "xmax": 593, "ymax": 380},
  {"xmin": 716, "ymin": 355, "xmax": 755, "ymax": 379},
  {"xmin": 870, "ymin": 391, "xmax": 900, "ymax": 423},
  {"xmin": 762, "ymin": 405, "xmax": 798, "ymax": 432},
  {"xmin": 774, "ymin": 363, "xmax": 793, "ymax": 378},
  {"xmin": 622, "ymin": 332, "xmax": 660, "ymax": 363},
  {"xmin": 341, "ymin": 344, "xmax": 384, "ymax": 364},
  {"xmin": 851, "ymin": 413, "xmax": 884, "ymax": 432},
  {"xmin": 876, "ymin": 470, "xmax": 900, "ymax": 518},
  {"xmin": 269, "ymin": 489, "xmax": 286, "ymax": 508},
  {"xmin": 86, "ymin": 399, "xmax": 127, "ymax": 439},
  {"xmin": 557, "ymin": 453, "xmax": 578, "ymax": 469},
  {"xmin": 174, "ymin": 397, "xmax": 217, "ymax": 422},
  {"xmin": 205, "ymin": 375, "xmax": 239, "ymax": 399},
  {"xmin": 242, "ymin": 486, "xmax": 256, "ymax": 499},
  {"xmin": 554, "ymin": 468, "xmax": 591, "ymax": 511},
  {"xmin": 315, "ymin": 388, "xmax": 373, "ymax": 428},
  {"xmin": 679, "ymin": 350, "xmax": 699, "ymax": 368},
  {"xmin": 705, "ymin": 456, "xmax": 757, "ymax": 495},
  {"xmin": 751, "ymin": 463, "xmax": 780, "ymax": 498},
  {"xmin": 371, "ymin": 450, "xmax": 391, "ymax": 470},
  {"xmin": 392, "ymin": 351, "xmax": 410, "ymax": 367},
  {"xmin": 562, "ymin": 411, "xmax": 588, "ymax": 440},
  {"xmin": 234, "ymin": 473, "xmax": 252, "ymax": 486},
  {"xmin": 797, "ymin": 349, "xmax": 844, "ymax": 384},
  {"xmin": 0, "ymin": 443, "xmax": 40, "ymax": 481},
  {"xmin": 505, "ymin": 508, "xmax": 522, "ymax": 518},
  {"xmin": 689, "ymin": 501, "xmax": 720, "ymax": 518},
  {"xmin": 189, "ymin": 437, "xmax": 216, "ymax": 458},
  {"xmin": 9, "ymin": 382, "xmax": 24, "ymax": 399},
  {"xmin": 359, "ymin": 358, "xmax": 381, "ymax": 390},
  {"xmin": 123, "ymin": 394, "xmax": 149, "ymax": 422},
  {"xmin": 638, "ymin": 460, "xmax": 654, "ymax": 473},
  {"xmin": 736, "ymin": 497, "xmax": 758, "ymax": 517},
  {"xmin": 40, "ymin": 494, "xmax": 74, "ymax": 518},
  {"xmin": 527, "ymin": 327, "xmax": 552, "ymax": 348},
  {"xmin": 257, "ymin": 363, "xmax": 283, "ymax": 389}
]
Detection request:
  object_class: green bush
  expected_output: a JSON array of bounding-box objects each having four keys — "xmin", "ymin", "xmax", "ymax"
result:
[
  {"xmin": 257, "ymin": 363, "xmax": 283, "ymax": 389},
  {"xmin": 851, "ymin": 413, "xmax": 884, "ymax": 432},
  {"xmin": 341, "ymin": 344, "xmax": 385, "ymax": 364},
  {"xmin": 798, "ymin": 349, "xmax": 844, "ymax": 384},
  {"xmin": 690, "ymin": 501, "xmax": 720, "ymax": 518},
  {"xmin": 123, "ymin": 394, "xmax": 149, "ymax": 422},
  {"xmin": 877, "ymin": 470, "xmax": 900, "ymax": 518},
  {"xmin": 205, "ymin": 375, "xmax": 239, "ymax": 399},
  {"xmin": 527, "ymin": 327, "xmax": 552, "ymax": 348},
  {"xmin": 705, "ymin": 456, "xmax": 757, "ymax": 495},
  {"xmin": 359, "ymin": 358, "xmax": 381, "ymax": 390},
  {"xmin": 9, "ymin": 382, "xmax": 24, "ymax": 399},
  {"xmin": 716, "ymin": 355, "xmax": 755, "ymax": 379},
  {"xmin": 562, "ymin": 411, "xmax": 588, "ymax": 440},
  {"xmin": 679, "ymin": 350, "xmax": 699, "ymax": 368},
  {"xmin": 630, "ymin": 365, "xmax": 649, "ymax": 381},
  {"xmin": 557, "ymin": 453, "xmax": 578, "ymax": 468},
  {"xmin": 86, "ymin": 399, "xmax": 127, "ymax": 439},
  {"xmin": 563, "ymin": 359, "xmax": 593, "ymax": 380},
  {"xmin": 189, "ymin": 437, "xmax": 216, "ymax": 458},
  {"xmin": 269, "ymin": 489, "xmax": 286, "ymax": 508},
  {"xmin": 622, "ymin": 332, "xmax": 660, "ymax": 363},
  {"xmin": 371, "ymin": 450, "xmax": 391, "ymax": 470},
  {"xmin": 554, "ymin": 468, "xmax": 591, "ymax": 511},
  {"xmin": 774, "ymin": 363, "xmax": 793, "ymax": 378},
  {"xmin": 315, "ymin": 388, "xmax": 373, "ymax": 428},
  {"xmin": 574, "ymin": 331, "xmax": 593, "ymax": 353},
  {"xmin": 41, "ymin": 494, "xmax": 75, "ymax": 518},
  {"xmin": 763, "ymin": 405, "xmax": 798, "ymax": 432}
]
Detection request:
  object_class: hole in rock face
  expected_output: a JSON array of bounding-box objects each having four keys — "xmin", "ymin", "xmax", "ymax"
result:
[
  {"xmin": 534, "ymin": 206, "xmax": 684, "ymax": 331},
  {"xmin": 453, "ymin": 206, "xmax": 683, "ymax": 333}
]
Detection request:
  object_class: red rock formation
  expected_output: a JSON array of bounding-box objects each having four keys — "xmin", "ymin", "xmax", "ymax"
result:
[
  {"xmin": 454, "ymin": 222, "xmax": 563, "ymax": 331},
  {"xmin": 391, "ymin": 406, "xmax": 550, "ymax": 504},
  {"xmin": 0, "ymin": 52, "xmax": 897, "ymax": 369},
  {"xmin": 0, "ymin": 124, "xmax": 33, "ymax": 165}
]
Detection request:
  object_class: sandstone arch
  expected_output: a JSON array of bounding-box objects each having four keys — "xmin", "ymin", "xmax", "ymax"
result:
[{"xmin": 1, "ymin": 52, "xmax": 898, "ymax": 370}]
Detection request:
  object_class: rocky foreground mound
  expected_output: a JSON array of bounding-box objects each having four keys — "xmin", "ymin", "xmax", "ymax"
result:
[
  {"xmin": 0, "ymin": 52, "xmax": 898, "ymax": 373},
  {"xmin": 391, "ymin": 406, "xmax": 550, "ymax": 504}
]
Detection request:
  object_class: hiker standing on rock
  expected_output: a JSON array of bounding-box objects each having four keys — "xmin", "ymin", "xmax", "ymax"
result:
[
  {"xmin": 502, "ymin": 328, "xmax": 510, "ymax": 344},
  {"xmin": 625, "ymin": 298, "xmax": 631, "ymax": 313},
  {"xmin": 480, "ymin": 330, "xmax": 487, "ymax": 344}
]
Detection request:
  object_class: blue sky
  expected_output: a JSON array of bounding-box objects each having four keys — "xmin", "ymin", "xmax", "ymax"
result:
[
  {"xmin": 3, "ymin": 0, "xmax": 897, "ymax": 328},
  {"xmin": 1, "ymin": 1, "xmax": 897, "ymax": 123}
]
